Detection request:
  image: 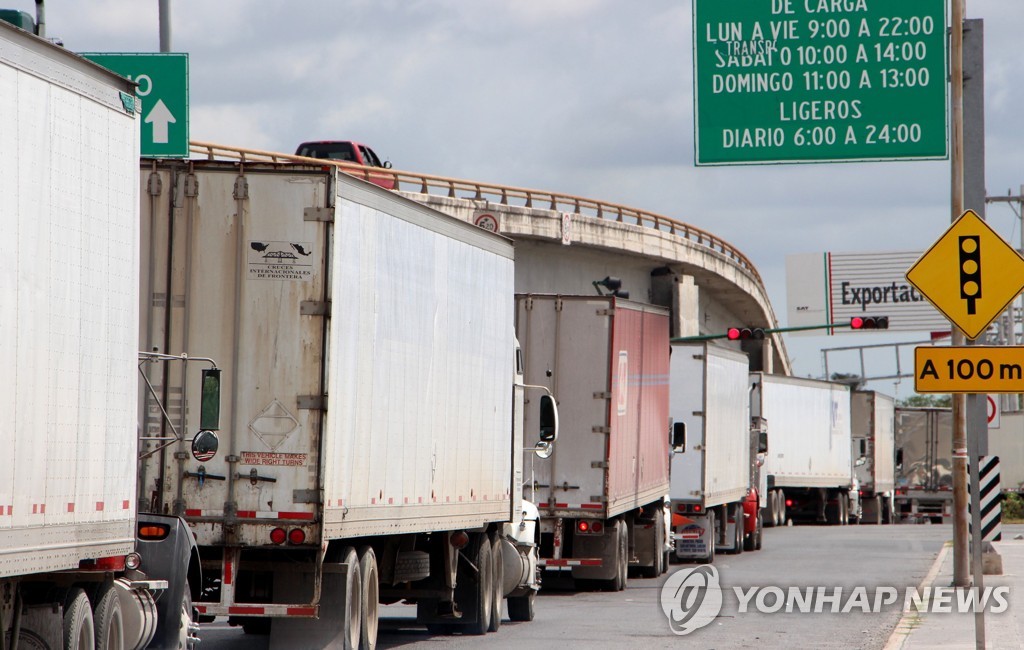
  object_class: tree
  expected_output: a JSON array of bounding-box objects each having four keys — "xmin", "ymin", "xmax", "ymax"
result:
[
  {"xmin": 898, "ymin": 394, "xmax": 952, "ymax": 408},
  {"xmin": 830, "ymin": 372, "xmax": 865, "ymax": 391}
]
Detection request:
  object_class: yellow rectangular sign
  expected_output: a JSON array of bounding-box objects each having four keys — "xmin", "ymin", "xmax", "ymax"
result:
[{"xmin": 915, "ymin": 346, "xmax": 1024, "ymax": 393}]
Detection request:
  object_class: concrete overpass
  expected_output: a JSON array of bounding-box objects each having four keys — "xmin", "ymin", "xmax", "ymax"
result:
[{"xmin": 189, "ymin": 141, "xmax": 791, "ymax": 375}]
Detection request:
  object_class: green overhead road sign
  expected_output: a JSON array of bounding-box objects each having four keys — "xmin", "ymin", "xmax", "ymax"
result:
[
  {"xmin": 693, "ymin": 0, "xmax": 948, "ymax": 165},
  {"xmin": 83, "ymin": 53, "xmax": 189, "ymax": 158}
]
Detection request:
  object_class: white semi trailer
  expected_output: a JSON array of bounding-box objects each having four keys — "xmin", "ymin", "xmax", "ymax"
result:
[
  {"xmin": 851, "ymin": 391, "xmax": 897, "ymax": 524},
  {"xmin": 1, "ymin": 20, "xmax": 203, "ymax": 649},
  {"xmin": 669, "ymin": 343, "xmax": 764, "ymax": 562},
  {"xmin": 753, "ymin": 374, "xmax": 855, "ymax": 526},
  {"xmin": 138, "ymin": 160, "xmax": 557, "ymax": 648}
]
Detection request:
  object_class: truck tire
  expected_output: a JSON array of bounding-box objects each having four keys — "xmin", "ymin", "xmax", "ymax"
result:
[
  {"xmin": 776, "ymin": 490, "xmax": 787, "ymax": 526},
  {"xmin": 358, "ymin": 546, "xmax": 379, "ymax": 650},
  {"xmin": 639, "ymin": 514, "xmax": 664, "ymax": 578},
  {"xmin": 462, "ymin": 535, "xmax": 493, "ymax": 635},
  {"xmin": 704, "ymin": 511, "xmax": 716, "ymax": 564},
  {"xmin": 507, "ymin": 591, "xmax": 535, "ymax": 622},
  {"xmin": 342, "ymin": 547, "xmax": 363, "ymax": 649},
  {"xmin": 92, "ymin": 583, "xmax": 125, "ymax": 650},
  {"xmin": 64, "ymin": 588, "xmax": 96, "ymax": 650},
  {"xmin": 614, "ymin": 521, "xmax": 628, "ymax": 591},
  {"xmin": 763, "ymin": 492, "xmax": 776, "ymax": 529},
  {"xmin": 754, "ymin": 511, "xmax": 763, "ymax": 550},
  {"xmin": 488, "ymin": 536, "xmax": 503, "ymax": 632},
  {"xmin": 732, "ymin": 505, "xmax": 744, "ymax": 555},
  {"xmin": 744, "ymin": 511, "xmax": 759, "ymax": 552}
]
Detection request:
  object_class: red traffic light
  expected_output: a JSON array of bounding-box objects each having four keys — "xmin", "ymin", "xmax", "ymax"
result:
[
  {"xmin": 727, "ymin": 327, "xmax": 765, "ymax": 340},
  {"xmin": 850, "ymin": 316, "xmax": 889, "ymax": 330}
]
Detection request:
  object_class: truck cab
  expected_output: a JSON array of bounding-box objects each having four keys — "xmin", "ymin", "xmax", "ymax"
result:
[{"xmin": 294, "ymin": 140, "xmax": 395, "ymax": 189}]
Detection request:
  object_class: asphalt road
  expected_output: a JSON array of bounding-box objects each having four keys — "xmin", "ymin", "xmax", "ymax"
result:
[{"xmin": 195, "ymin": 523, "xmax": 990, "ymax": 650}]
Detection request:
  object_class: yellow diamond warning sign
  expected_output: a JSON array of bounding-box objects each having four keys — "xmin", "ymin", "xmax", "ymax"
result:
[{"xmin": 906, "ymin": 210, "xmax": 1024, "ymax": 340}]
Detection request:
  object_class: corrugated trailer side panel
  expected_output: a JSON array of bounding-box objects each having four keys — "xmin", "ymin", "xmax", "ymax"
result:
[
  {"xmin": 758, "ymin": 374, "xmax": 852, "ymax": 489},
  {"xmin": 322, "ymin": 176, "xmax": 515, "ymax": 537},
  {"xmin": 669, "ymin": 344, "xmax": 750, "ymax": 508},
  {"xmin": 516, "ymin": 296, "xmax": 611, "ymax": 516},
  {"xmin": 606, "ymin": 302, "xmax": 670, "ymax": 518},
  {"xmin": 2, "ymin": 23, "xmax": 140, "ymax": 577},
  {"xmin": 872, "ymin": 393, "xmax": 896, "ymax": 493}
]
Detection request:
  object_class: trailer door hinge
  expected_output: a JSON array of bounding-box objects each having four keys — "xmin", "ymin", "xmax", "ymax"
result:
[
  {"xmin": 592, "ymin": 426, "xmax": 610, "ymax": 434},
  {"xmin": 690, "ymin": 490, "xmax": 703, "ymax": 497},
  {"xmin": 590, "ymin": 496, "xmax": 607, "ymax": 504},
  {"xmin": 593, "ymin": 392, "xmax": 611, "ymax": 400},
  {"xmin": 691, "ymin": 354, "xmax": 705, "ymax": 361},
  {"xmin": 692, "ymin": 445, "xmax": 704, "ymax": 451},
  {"xmin": 233, "ymin": 176, "xmax": 248, "ymax": 200},
  {"xmin": 596, "ymin": 308, "xmax": 615, "ymax": 316},
  {"xmin": 147, "ymin": 172, "xmax": 163, "ymax": 197},
  {"xmin": 692, "ymin": 411, "xmax": 704, "ymax": 417},
  {"xmin": 184, "ymin": 174, "xmax": 199, "ymax": 198},
  {"xmin": 304, "ymin": 207, "xmax": 335, "ymax": 222},
  {"xmin": 300, "ymin": 300, "xmax": 331, "ymax": 316},
  {"xmin": 297, "ymin": 395, "xmax": 326, "ymax": 410},
  {"xmin": 591, "ymin": 461, "xmax": 608, "ymax": 469}
]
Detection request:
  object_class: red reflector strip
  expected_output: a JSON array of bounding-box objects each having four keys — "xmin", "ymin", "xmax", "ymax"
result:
[
  {"xmin": 286, "ymin": 607, "xmax": 317, "ymax": 616},
  {"xmin": 580, "ymin": 503, "xmax": 603, "ymax": 510},
  {"xmin": 681, "ymin": 534, "xmax": 700, "ymax": 540},
  {"xmin": 228, "ymin": 606, "xmax": 265, "ymax": 615}
]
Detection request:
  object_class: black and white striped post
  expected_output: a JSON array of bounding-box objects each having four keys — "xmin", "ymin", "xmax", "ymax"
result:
[{"xmin": 968, "ymin": 455, "xmax": 1001, "ymax": 542}]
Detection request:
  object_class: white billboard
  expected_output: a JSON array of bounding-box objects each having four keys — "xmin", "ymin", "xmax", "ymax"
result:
[{"xmin": 786, "ymin": 252, "xmax": 950, "ymax": 335}]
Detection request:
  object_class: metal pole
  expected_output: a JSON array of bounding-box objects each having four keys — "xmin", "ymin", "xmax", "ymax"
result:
[
  {"xmin": 949, "ymin": 0, "xmax": 970, "ymax": 591},
  {"xmin": 159, "ymin": 0, "xmax": 171, "ymax": 52}
]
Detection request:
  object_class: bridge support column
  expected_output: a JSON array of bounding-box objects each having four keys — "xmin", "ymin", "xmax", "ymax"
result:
[{"xmin": 660, "ymin": 272, "xmax": 698, "ymax": 339}]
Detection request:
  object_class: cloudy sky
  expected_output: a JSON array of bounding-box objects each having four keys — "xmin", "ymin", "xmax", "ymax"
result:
[{"xmin": 31, "ymin": 0, "xmax": 1024, "ymax": 396}]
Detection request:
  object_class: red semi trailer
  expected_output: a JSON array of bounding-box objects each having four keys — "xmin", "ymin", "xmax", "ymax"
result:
[{"xmin": 515, "ymin": 295, "xmax": 672, "ymax": 589}]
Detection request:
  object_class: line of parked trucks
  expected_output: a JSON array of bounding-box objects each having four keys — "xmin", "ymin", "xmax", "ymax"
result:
[{"xmin": 0, "ymin": 20, "xmax": 942, "ymax": 650}]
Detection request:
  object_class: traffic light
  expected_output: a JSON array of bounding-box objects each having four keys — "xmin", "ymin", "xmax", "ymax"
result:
[
  {"xmin": 959, "ymin": 235, "xmax": 981, "ymax": 315},
  {"xmin": 727, "ymin": 327, "xmax": 766, "ymax": 340},
  {"xmin": 850, "ymin": 316, "xmax": 889, "ymax": 330}
]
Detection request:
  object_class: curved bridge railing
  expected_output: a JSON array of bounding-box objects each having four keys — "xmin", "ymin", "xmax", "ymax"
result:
[{"xmin": 189, "ymin": 141, "xmax": 765, "ymax": 290}]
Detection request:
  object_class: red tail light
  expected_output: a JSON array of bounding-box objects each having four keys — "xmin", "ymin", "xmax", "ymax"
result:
[
  {"xmin": 785, "ymin": 499, "xmax": 793, "ymax": 507},
  {"xmin": 138, "ymin": 523, "xmax": 170, "ymax": 541},
  {"xmin": 288, "ymin": 528, "xmax": 306, "ymax": 545},
  {"xmin": 591, "ymin": 521, "xmax": 604, "ymax": 534},
  {"xmin": 577, "ymin": 520, "xmax": 590, "ymax": 533},
  {"xmin": 79, "ymin": 556, "xmax": 126, "ymax": 572},
  {"xmin": 450, "ymin": 531, "xmax": 470, "ymax": 549},
  {"xmin": 694, "ymin": 505, "xmax": 702, "ymax": 512},
  {"xmin": 270, "ymin": 528, "xmax": 286, "ymax": 545}
]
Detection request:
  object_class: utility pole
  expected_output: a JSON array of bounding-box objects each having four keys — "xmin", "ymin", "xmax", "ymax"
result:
[
  {"xmin": 159, "ymin": 0, "xmax": 171, "ymax": 52},
  {"xmin": 949, "ymin": 0, "xmax": 969, "ymax": 591}
]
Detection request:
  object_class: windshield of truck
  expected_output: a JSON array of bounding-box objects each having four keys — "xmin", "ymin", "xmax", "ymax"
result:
[{"xmin": 297, "ymin": 142, "xmax": 356, "ymax": 162}]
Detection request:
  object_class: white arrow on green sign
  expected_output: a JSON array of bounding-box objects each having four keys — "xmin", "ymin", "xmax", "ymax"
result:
[{"xmin": 82, "ymin": 52, "xmax": 189, "ymax": 158}]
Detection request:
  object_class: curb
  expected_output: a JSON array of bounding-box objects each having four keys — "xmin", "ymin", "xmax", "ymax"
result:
[{"xmin": 882, "ymin": 541, "xmax": 952, "ymax": 650}]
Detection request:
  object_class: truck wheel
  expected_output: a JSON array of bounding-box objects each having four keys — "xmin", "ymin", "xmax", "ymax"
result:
[
  {"xmin": 744, "ymin": 511, "xmax": 759, "ymax": 552},
  {"xmin": 732, "ymin": 505, "xmax": 744, "ymax": 554},
  {"xmin": 93, "ymin": 584, "xmax": 124, "ymax": 650},
  {"xmin": 639, "ymin": 514, "xmax": 664, "ymax": 578},
  {"xmin": 765, "ymin": 493, "xmax": 778, "ymax": 528},
  {"xmin": 64, "ymin": 588, "xmax": 96, "ymax": 650},
  {"xmin": 704, "ymin": 511, "xmax": 716, "ymax": 564},
  {"xmin": 358, "ymin": 546, "xmax": 379, "ymax": 650},
  {"xmin": 840, "ymin": 495, "xmax": 849, "ymax": 526},
  {"xmin": 178, "ymin": 580, "xmax": 199, "ymax": 649},
  {"xmin": 614, "ymin": 521, "xmax": 628, "ymax": 591},
  {"xmin": 460, "ymin": 534, "xmax": 493, "ymax": 635},
  {"xmin": 754, "ymin": 511, "xmax": 763, "ymax": 550},
  {"xmin": 777, "ymin": 490, "xmax": 787, "ymax": 526},
  {"xmin": 507, "ymin": 591, "xmax": 535, "ymax": 622},
  {"xmin": 342, "ymin": 547, "xmax": 363, "ymax": 649},
  {"xmin": 488, "ymin": 536, "xmax": 503, "ymax": 632}
]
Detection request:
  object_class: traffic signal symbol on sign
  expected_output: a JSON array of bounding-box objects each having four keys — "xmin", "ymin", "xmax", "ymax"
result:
[{"xmin": 906, "ymin": 210, "xmax": 1024, "ymax": 340}]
